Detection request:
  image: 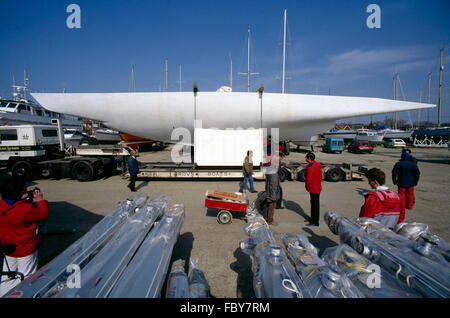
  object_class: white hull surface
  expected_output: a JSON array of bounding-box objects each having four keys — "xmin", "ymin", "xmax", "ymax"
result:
[
  {"xmin": 31, "ymin": 92, "xmax": 434, "ymax": 145},
  {"xmin": 322, "ymin": 130, "xmax": 357, "ymax": 140},
  {"xmin": 382, "ymin": 130, "xmax": 413, "ymax": 140}
]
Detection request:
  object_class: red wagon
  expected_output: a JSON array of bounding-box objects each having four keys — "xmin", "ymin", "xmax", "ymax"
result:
[{"xmin": 204, "ymin": 190, "xmax": 249, "ymax": 224}]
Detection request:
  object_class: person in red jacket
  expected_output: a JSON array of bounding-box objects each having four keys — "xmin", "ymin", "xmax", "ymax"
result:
[
  {"xmin": 305, "ymin": 152, "xmax": 323, "ymax": 226},
  {"xmin": 359, "ymin": 168, "xmax": 405, "ymax": 229},
  {"xmin": 0, "ymin": 177, "xmax": 49, "ymax": 297}
]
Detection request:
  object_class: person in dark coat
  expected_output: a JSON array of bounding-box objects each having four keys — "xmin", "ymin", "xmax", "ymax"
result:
[
  {"xmin": 264, "ymin": 154, "xmax": 281, "ymax": 226},
  {"xmin": 392, "ymin": 151, "xmax": 420, "ymax": 210},
  {"xmin": 276, "ymin": 152, "xmax": 286, "ymax": 209},
  {"xmin": 402, "ymin": 148, "xmax": 418, "ymax": 164},
  {"xmin": 127, "ymin": 149, "xmax": 140, "ymax": 192}
]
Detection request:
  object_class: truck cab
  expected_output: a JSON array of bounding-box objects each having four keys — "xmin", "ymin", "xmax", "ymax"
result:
[{"xmin": 0, "ymin": 125, "xmax": 60, "ymax": 179}]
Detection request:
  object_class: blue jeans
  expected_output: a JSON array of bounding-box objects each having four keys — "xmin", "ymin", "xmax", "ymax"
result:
[{"xmin": 240, "ymin": 173, "xmax": 255, "ymax": 192}]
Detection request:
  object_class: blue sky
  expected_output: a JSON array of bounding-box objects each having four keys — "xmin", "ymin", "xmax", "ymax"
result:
[{"xmin": 0, "ymin": 0, "xmax": 449, "ymax": 124}]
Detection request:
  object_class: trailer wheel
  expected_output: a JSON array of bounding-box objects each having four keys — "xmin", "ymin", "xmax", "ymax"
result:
[
  {"xmin": 11, "ymin": 161, "xmax": 33, "ymax": 180},
  {"xmin": 326, "ymin": 168, "xmax": 344, "ymax": 182},
  {"xmin": 279, "ymin": 167, "xmax": 290, "ymax": 182},
  {"xmin": 72, "ymin": 161, "xmax": 94, "ymax": 182},
  {"xmin": 297, "ymin": 169, "xmax": 306, "ymax": 182},
  {"xmin": 217, "ymin": 210, "xmax": 232, "ymax": 224}
]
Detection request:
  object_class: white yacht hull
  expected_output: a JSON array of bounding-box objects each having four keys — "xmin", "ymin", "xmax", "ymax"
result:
[{"xmin": 31, "ymin": 92, "xmax": 434, "ymax": 146}]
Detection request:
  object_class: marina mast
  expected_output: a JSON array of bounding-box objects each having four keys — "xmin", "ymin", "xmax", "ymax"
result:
[
  {"xmin": 239, "ymin": 26, "xmax": 259, "ymax": 92},
  {"xmin": 282, "ymin": 9, "xmax": 287, "ymax": 94},
  {"xmin": 437, "ymin": 48, "xmax": 444, "ymax": 127}
]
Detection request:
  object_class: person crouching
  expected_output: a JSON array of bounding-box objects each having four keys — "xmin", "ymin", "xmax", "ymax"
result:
[{"xmin": 0, "ymin": 177, "xmax": 49, "ymax": 297}]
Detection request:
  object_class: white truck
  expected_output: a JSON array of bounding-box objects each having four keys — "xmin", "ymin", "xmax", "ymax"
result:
[{"xmin": 0, "ymin": 124, "xmax": 128, "ymax": 181}]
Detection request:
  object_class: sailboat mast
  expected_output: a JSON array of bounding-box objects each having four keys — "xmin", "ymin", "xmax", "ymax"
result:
[
  {"xmin": 229, "ymin": 55, "xmax": 233, "ymax": 89},
  {"xmin": 392, "ymin": 73, "xmax": 398, "ymax": 129},
  {"xmin": 437, "ymin": 48, "xmax": 444, "ymax": 127},
  {"xmin": 282, "ymin": 9, "xmax": 287, "ymax": 94},
  {"xmin": 130, "ymin": 64, "xmax": 136, "ymax": 92},
  {"xmin": 177, "ymin": 65, "xmax": 184, "ymax": 92},
  {"xmin": 247, "ymin": 27, "xmax": 251, "ymax": 92},
  {"xmin": 427, "ymin": 72, "xmax": 432, "ymax": 123},
  {"xmin": 164, "ymin": 59, "xmax": 169, "ymax": 92}
]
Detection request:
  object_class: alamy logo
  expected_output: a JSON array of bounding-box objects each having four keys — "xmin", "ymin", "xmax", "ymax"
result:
[
  {"xmin": 66, "ymin": 264, "xmax": 81, "ymax": 288},
  {"xmin": 366, "ymin": 4, "xmax": 381, "ymax": 29},
  {"xmin": 66, "ymin": 4, "xmax": 81, "ymax": 29},
  {"xmin": 366, "ymin": 264, "xmax": 381, "ymax": 288}
]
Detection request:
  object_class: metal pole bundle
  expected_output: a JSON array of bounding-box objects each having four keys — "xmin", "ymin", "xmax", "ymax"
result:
[
  {"xmin": 3, "ymin": 195, "xmax": 149, "ymax": 298},
  {"xmin": 108, "ymin": 204, "xmax": 185, "ymax": 298},
  {"xmin": 240, "ymin": 217, "xmax": 310, "ymax": 298},
  {"xmin": 56, "ymin": 195, "xmax": 171, "ymax": 298},
  {"xmin": 321, "ymin": 244, "xmax": 421, "ymax": 298},
  {"xmin": 188, "ymin": 259, "xmax": 210, "ymax": 298},
  {"xmin": 324, "ymin": 211, "xmax": 450, "ymax": 297},
  {"xmin": 166, "ymin": 259, "xmax": 190, "ymax": 298},
  {"xmin": 280, "ymin": 235, "xmax": 364, "ymax": 298}
]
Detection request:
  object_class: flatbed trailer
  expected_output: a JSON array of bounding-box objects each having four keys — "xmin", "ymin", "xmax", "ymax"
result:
[
  {"xmin": 135, "ymin": 162, "xmax": 266, "ymax": 180},
  {"xmin": 38, "ymin": 145, "xmax": 130, "ymax": 182},
  {"xmin": 131, "ymin": 161, "xmax": 367, "ymax": 183}
]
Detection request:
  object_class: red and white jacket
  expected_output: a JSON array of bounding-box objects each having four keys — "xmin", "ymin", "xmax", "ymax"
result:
[
  {"xmin": 0, "ymin": 199, "xmax": 49, "ymax": 257},
  {"xmin": 359, "ymin": 186, "xmax": 405, "ymax": 229}
]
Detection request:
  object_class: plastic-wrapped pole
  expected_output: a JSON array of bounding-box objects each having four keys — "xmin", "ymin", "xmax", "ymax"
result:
[
  {"xmin": 54, "ymin": 195, "xmax": 170, "ymax": 298},
  {"xmin": 241, "ymin": 217, "xmax": 310, "ymax": 298},
  {"xmin": 321, "ymin": 244, "xmax": 422, "ymax": 298},
  {"xmin": 166, "ymin": 260, "xmax": 189, "ymax": 298},
  {"xmin": 188, "ymin": 259, "xmax": 210, "ymax": 298},
  {"xmin": 281, "ymin": 234, "xmax": 364, "ymax": 298},
  {"xmin": 395, "ymin": 223, "xmax": 450, "ymax": 262},
  {"xmin": 108, "ymin": 204, "xmax": 185, "ymax": 298},
  {"xmin": 3, "ymin": 195, "xmax": 148, "ymax": 299},
  {"xmin": 324, "ymin": 211, "xmax": 450, "ymax": 298}
]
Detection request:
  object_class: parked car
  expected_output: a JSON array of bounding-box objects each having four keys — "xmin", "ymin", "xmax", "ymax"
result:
[
  {"xmin": 384, "ymin": 139, "xmax": 407, "ymax": 148},
  {"xmin": 348, "ymin": 141, "xmax": 374, "ymax": 154}
]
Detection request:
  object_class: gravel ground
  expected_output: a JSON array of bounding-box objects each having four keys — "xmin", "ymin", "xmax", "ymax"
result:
[{"xmin": 27, "ymin": 144, "xmax": 450, "ymax": 298}]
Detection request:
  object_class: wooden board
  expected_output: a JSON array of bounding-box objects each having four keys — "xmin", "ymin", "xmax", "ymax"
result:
[{"xmin": 205, "ymin": 190, "xmax": 244, "ymax": 202}]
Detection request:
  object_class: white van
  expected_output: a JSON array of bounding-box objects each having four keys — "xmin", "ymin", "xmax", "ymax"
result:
[{"xmin": 384, "ymin": 139, "xmax": 406, "ymax": 148}]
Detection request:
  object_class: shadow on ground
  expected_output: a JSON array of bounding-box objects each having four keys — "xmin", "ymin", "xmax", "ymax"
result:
[
  {"xmin": 284, "ymin": 200, "xmax": 309, "ymax": 220},
  {"xmin": 38, "ymin": 201, "xmax": 104, "ymax": 267},
  {"xmin": 160, "ymin": 232, "xmax": 195, "ymax": 297},
  {"xmin": 301, "ymin": 227, "xmax": 338, "ymax": 256},
  {"xmin": 230, "ymin": 248, "xmax": 255, "ymax": 298}
]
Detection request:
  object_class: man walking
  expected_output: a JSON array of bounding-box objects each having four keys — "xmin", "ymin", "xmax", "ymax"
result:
[
  {"xmin": 361, "ymin": 168, "xmax": 405, "ymax": 229},
  {"xmin": 127, "ymin": 149, "xmax": 140, "ymax": 192},
  {"xmin": 276, "ymin": 152, "xmax": 286, "ymax": 209},
  {"xmin": 304, "ymin": 152, "xmax": 323, "ymax": 226},
  {"xmin": 239, "ymin": 151, "xmax": 257, "ymax": 193},
  {"xmin": 392, "ymin": 151, "xmax": 420, "ymax": 210}
]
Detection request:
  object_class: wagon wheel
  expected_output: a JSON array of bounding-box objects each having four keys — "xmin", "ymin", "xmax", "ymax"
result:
[{"xmin": 217, "ymin": 210, "xmax": 232, "ymax": 224}]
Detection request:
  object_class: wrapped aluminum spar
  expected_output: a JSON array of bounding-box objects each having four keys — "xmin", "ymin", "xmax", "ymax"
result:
[
  {"xmin": 3, "ymin": 195, "xmax": 148, "ymax": 298},
  {"xmin": 241, "ymin": 217, "xmax": 310, "ymax": 298},
  {"xmin": 281, "ymin": 234, "xmax": 364, "ymax": 298},
  {"xmin": 55, "ymin": 195, "xmax": 170, "ymax": 298},
  {"xmin": 166, "ymin": 260, "xmax": 189, "ymax": 298},
  {"xmin": 395, "ymin": 223, "xmax": 450, "ymax": 262},
  {"xmin": 108, "ymin": 204, "xmax": 185, "ymax": 298},
  {"xmin": 321, "ymin": 244, "xmax": 422, "ymax": 298},
  {"xmin": 188, "ymin": 259, "xmax": 210, "ymax": 298},
  {"xmin": 324, "ymin": 211, "xmax": 450, "ymax": 297}
]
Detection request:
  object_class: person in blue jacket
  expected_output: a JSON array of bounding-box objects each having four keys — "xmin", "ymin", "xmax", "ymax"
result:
[
  {"xmin": 127, "ymin": 149, "xmax": 140, "ymax": 192},
  {"xmin": 392, "ymin": 151, "xmax": 420, "ymax": 210}
]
